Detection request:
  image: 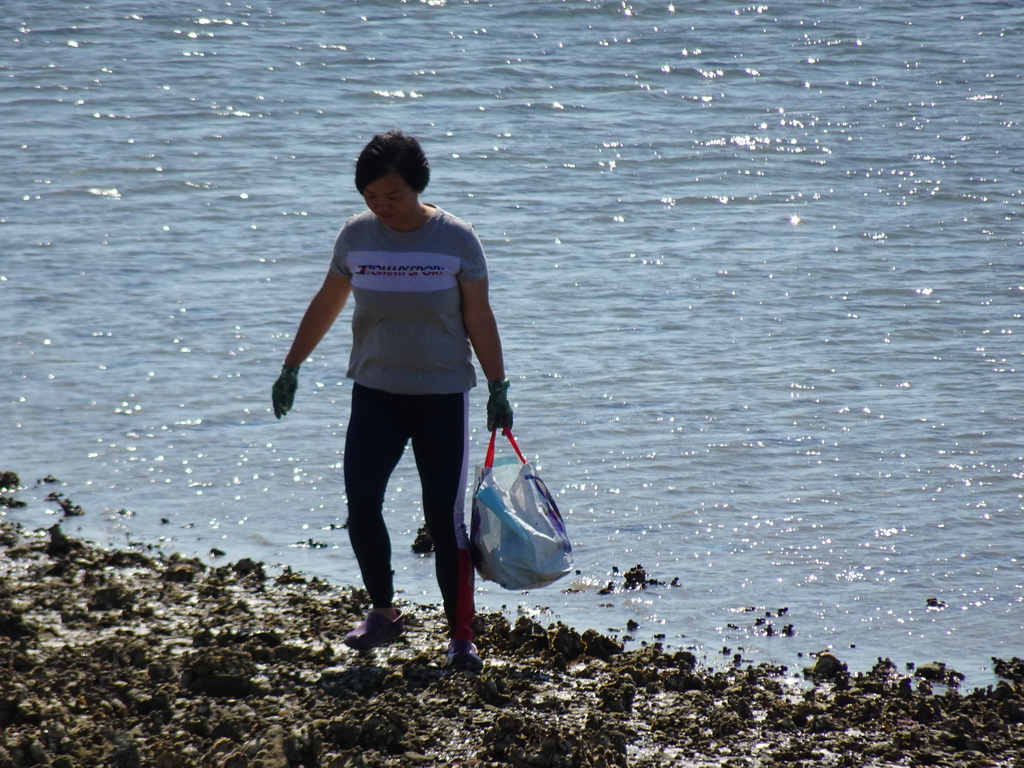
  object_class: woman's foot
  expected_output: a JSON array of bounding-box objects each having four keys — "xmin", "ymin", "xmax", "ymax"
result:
[
  {"xmin": 445, "ymin": 638, "xmax": 483, "ymax": 671},
  {"xmin": 344, "ymin": 609, "xmax": 404, "ymax": 650}
]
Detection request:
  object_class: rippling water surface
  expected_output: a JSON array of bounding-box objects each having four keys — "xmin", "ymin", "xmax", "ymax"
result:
[{"xmin": 3, "ymin": 1, "xmax": 1022, "ymax": 687}]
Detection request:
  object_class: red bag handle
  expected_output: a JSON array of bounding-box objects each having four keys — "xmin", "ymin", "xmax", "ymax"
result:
[{"xmin": 484, "ymin": 427, "xmax": 527, "ymax": 468}]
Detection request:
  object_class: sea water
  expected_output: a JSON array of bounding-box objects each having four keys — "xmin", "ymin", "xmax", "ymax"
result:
[{"xmin": 2, "ymin": 1, "xmax": 1021, "ymax": 688}]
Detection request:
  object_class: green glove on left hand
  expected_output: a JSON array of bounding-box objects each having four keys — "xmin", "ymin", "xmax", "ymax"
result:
[
  {"xmin": 486, "ymin": 378, "xmax": 514, "ymax": 432},
  {"xmin": 272, "ymin": 364, "xmax": 300, "ymax": 419}
]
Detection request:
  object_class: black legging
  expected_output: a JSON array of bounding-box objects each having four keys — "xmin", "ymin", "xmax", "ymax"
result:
[{"xmin": 343, "ymin": 383, "xmax": 475, "ymax": 640}]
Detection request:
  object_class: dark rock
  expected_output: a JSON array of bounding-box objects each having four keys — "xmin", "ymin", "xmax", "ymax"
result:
[
  {"xmin": 0, "ymin": 472, "xmax": 21, "ymax": 492},
  {"xmin": 46, "ymin": 491, "xmax": 84, "ymax": 516},
  {"xmin": 87, "ymin": 584, "xmax": 136, "ymax": 611},
  {"xmin": 582, "ymin": 628, "xmax": 623, "ymax": 660},
  {"xmin": 623, "ymin": 563, "xmax": 664, "ymax": 590},
  {"xmin": 993, "ymin": 657, "xmax": 1024, "ymax": 685},
  {"xmin": 181, "ymin": 648, "xmax": 267, "ymax": 698},
  {"xmin": 915, "ymin": 661, "xmax": 964, "ymax": 687},
  {"xmin": 231, "ymin": 558, "xmax": 266, "ymax": 580},
  {"xmin": 411, "ymin": 524, "xmax": 434, "ymax": 554},
  {"xmin": 0, "ymin": 602, "xmax": 35, "ymax": 641},
  {"xmin": 804, "ymin": 651, "xmax": 848, "ymax": 681},
  {"xmin": 45, "ymin": 524, "xmax": 83, "ymax": 558}
]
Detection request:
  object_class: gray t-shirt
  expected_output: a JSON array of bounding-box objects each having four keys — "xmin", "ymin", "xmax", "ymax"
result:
[{"xmin": 330, "ymin": 206, "xmax": 488, "ymax": 395}]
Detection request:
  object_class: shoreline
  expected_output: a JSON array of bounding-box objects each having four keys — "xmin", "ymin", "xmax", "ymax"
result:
[
  {"xmin": 1, "ymin": 520, "xmax": 1022, "ymax": 767},
  {"xmin": 5, "ymin": 476, "xmax": 1008, "ymax": 693}
]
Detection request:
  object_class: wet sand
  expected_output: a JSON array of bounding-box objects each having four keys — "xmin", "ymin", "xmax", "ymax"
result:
[{"xmin": 1, "ymin": 517, "xmax": 1022, "ymax": 767}]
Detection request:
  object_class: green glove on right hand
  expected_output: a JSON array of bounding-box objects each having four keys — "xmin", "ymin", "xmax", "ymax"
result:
[
  {"xmin": 486, "ymin": 378, "xmax": 514, "ymax": 432},
  {"xmin": 272, "ymin": 364, "xmax": 300, "ymax": 419}
]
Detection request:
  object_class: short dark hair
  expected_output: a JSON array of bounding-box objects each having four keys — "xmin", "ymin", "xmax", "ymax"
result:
[{"xmin": 354, "ymin": 130, "xmax": 430, "ymax": 194}]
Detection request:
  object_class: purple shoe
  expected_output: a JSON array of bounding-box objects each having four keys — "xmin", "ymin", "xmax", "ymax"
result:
[
  {"xmin": 445, "ymin": 638, "xmax": 483, "ymax": 672},
  {"xmin": 344, "ymin": 610, "xmax": 404, "ymax": 651}
]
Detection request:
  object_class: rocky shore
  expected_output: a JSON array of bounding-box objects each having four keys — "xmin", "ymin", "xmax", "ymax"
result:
[{"xmin": 1, "ymin": 514, "xmax": 1023, "ymax": 767}]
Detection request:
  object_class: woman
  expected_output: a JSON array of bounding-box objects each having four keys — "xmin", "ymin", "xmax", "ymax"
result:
[{"xmin": 272, "ymin": 130, "xmax": 513, "ymax": 671}]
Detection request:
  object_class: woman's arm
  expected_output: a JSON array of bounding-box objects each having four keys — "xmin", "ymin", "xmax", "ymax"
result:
[
  {"xmin": 284, "ymin": 269, "xmax": 353, "ymax": 367},
  {"xmin": 459, "ymin": 277, "xmax": 506, "ymax": 382}
]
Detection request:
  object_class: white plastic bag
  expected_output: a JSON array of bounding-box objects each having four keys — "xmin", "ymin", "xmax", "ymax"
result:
[{"xmin": 470, "ymin": 429, "xmax": 573, "ymax": 590}]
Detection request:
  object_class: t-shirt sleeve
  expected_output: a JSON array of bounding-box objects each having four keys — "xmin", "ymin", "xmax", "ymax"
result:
[
  {"xmin": 457, "ymin": 223, "xmax": 489, "ymax": 283},
  {"xmin": 330, "ymin": 220, "xmax": 354, "ymax": 277}
]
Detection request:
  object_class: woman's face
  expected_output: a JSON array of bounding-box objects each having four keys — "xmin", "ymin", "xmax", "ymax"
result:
[{"xmin": 362, "ymin": 173, "xmax": 425, "ymax": 232}]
